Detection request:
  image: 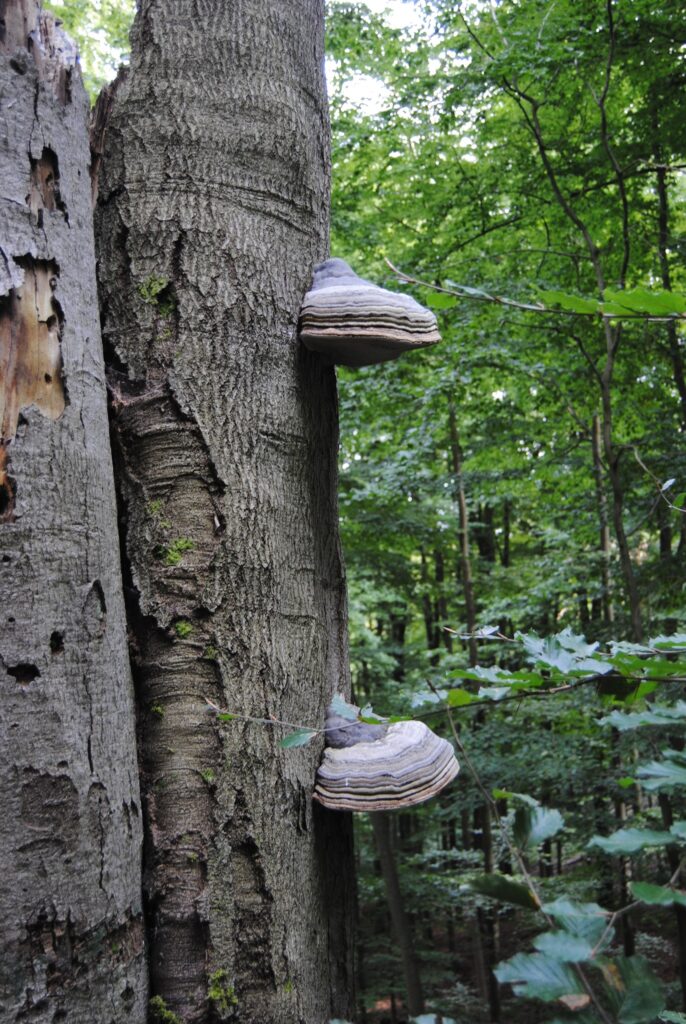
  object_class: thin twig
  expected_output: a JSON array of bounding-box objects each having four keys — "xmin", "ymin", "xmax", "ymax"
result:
[
  {"xmin": 632, "ymin": 447, "xmax": 686, "ymax": 513},
  {"xmin": 385, "ymin": 258, "xmax": 685, "ymax": 324}
]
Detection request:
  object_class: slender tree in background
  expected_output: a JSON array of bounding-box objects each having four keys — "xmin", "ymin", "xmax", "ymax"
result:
[
  {"xmin": 93, "ymin": 1, "xmax": 354, "ymax": 1021},
  {"xmin": 0, "ymin": 2, "xmax": 145, "ymax": 1019}
]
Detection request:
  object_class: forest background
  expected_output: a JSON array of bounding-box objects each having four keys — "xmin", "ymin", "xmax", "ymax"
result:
[{"xmin": 46, "ymin": 1, "xmax": 686, "ymax": 1022}]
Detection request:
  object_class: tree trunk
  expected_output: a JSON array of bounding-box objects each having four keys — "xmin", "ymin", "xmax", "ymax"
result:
[
  {"xmin": 591, "ymin": 414, "xmax": 614, "ymax": 628},
  {"xmin": 448, "ymin": 401, "xmax": 477, "ymax": 667},
  {"xmin": 0, "ymin": 5, "xmax": 146, "ymax": 1021},
  {"xmin": 370, "ymin": 813, "xmax": 425, "ymax": 1018},
  {"xmin": 93, "ymin": 2, "xmax": 354, "ymax": 1022},
  {"xmin": 659, "ymin": 793, "xmax": 686, "ymax": 1009}
]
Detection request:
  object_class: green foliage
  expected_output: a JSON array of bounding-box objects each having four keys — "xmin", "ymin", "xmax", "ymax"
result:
[
  {"xmin": 138, "ymin": 276, "xmax": 176, "ymax": 316},
  {"xmin": 163, "ymin": 537, "xmax": 194, "ymax": 566},
  {"xmin": 173, "ymin": 620, "xmax": 193, "ymax": 639},
  {"xmin": 279, "ymin": 728, "xmax": 317, "ymax": 749},
  {"xmin": 44, "ymin": 0, "xmax": 134, "ymax": 101},
  {"xmin": 467, "ymin": 873, "xmax": 539, "ymax": 910},
  {"xmin": 149, "ymin": 996, "xmax": 182, "ymax": 1024},
  {"xmin": 494, "ymin": 951, "xmax": 584, "ymax": 1002},
  {"xmin": 207, "ymin": 970, "xmax": 238, "ymax": 1015}
]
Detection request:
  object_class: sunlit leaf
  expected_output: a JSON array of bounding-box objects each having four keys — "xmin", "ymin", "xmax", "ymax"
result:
[
  {"xmin": 600, "ymin": 703, "xmax": 686, "ymax": 730},
  {"xmin": 636, "ymin": 753, "xmax": 686, "ymax": 790},
  {"xmin": 514, "ymin": 805, "xmax": 564, "ymax": 849},
  {"xmin": 603, "ymin": 287, "xmax": 686, "ymax": 316},
  {"xmin": 538, "ymin": 289, "xmax": 599, "ymax": 314},
  {"xmin": 589, "ymin": 828, "xmax": 675, "ymax": 854},
  {"xmin": 426, "ymin": 291, "xmax": 458, "ymax": 309},
  {"xmin": 447, "ymin": 687, "xmax": 475, "ymax": 707}
]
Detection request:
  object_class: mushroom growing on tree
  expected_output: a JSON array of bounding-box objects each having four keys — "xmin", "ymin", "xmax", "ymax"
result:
[
  {"xmin": 314, "ymin": 697, "xmax": 459, "ymax": 811},
  {"xmin": 299, "ymin": 258, "xmax": 441, "ymax": 367}
]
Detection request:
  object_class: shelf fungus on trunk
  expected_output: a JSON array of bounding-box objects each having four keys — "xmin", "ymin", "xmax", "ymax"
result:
[
  {"xmin": 299, "ymin": 258, "xmax": 441, "ymax": 367},
  {"xmin": 314, "ymin": 698, "xmax": 459, "ymax": 811}
]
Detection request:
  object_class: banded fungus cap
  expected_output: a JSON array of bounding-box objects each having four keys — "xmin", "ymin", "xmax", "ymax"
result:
[
  {"xmin": 299, "ymin": 258, "xmax": 441, "ymax": 368},
  {"xmin": 314, "ymin": 701, "xmax": 459, "ymax": 812}
]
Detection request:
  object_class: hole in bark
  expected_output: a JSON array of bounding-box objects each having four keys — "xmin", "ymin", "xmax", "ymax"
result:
[
  {"xmin": 44, "ymin": 372, "xmax": 52, "ymax": 383},
  {"xmin": 0, "ymin": 466, "xmax": 16, "ymax": 523},
  {"xmin": 9, "ymin": 57, "xmax": 27, "ymax": 75},
  {"xmin": 50, "ymin": 631, "xmax": 64, "ymax": 653},
  {"xmin": 8, "ymin": 616, "xmax": 15, "ymax": 623},
  {"xmin": 2, "ymin": 554, "xmax": 9, "ymax": 562},
  {"xmin": 8, "ymin": 663, "xmax": 40, "ymax": 684},
  {"xmin": 27, "ymin": 149, "xmax": 67, "ymax": 222}
]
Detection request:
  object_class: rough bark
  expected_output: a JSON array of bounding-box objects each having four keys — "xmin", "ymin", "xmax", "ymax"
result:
[
  {"xmin": 0, "ymin": 4, "xmax": 146, "ymax": 1022},
  {"xmin": 93, "ymin": 2, "xmax": 354, "ymax": 1022}
]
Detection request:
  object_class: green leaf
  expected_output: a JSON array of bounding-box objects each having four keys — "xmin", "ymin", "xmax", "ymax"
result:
[
  {"xmin": 359, "ymin": 703, "xmax": 386, "ymax": 723},
  {"xmin": 426, "ymin": 291, "xmax": 458, "ymax": 309},
  {"xmin": 603, "ymin": 286, "xmax": 686, "ymax": 316},
  {"xmin": 478, "ymin": 685, "xmax": 511, "ymax": 701},
  {"xmin": 217, "ymin": 713, "xmax": 236, "ymax": 723},
  {"xmin": 630, "ymin": 881, "xmax": 686, "ymax": 907},
  {"xmin": 532, "ymin": 929, "xmax": 595, "ymax": 963},
  {"xmin": 636, "ymin": 754, "xmax": 686, "ymax": 790},
  {"xmin": 660, "ymin": 1012, "xmax": 686, "ymax": 1022},
  {"xmin": 540, "ymin": 899, "xmax": 611, "ymax": 946},
  {"xmin": 538, "ymin": 289, "xmax": 599, "ymax": 314},
  {"xmin": 601, "ymin": 704, "xmax": 686, "ymax": 730},
  {"xmin": 447, "ymin": 687, "xmax": 475, "ymax": 707},
  {"xmin": 494, "ymin": 951, "xmax": 583, "ymax": 1000},
  {"xmin": 589, "ymin": 828, "xmax": 675, "ymax": 854},
  {"xmin": 467, "ymin": 873, "xmax": 539, "ymax": 909},
  {"xmin": 514, "ymin": 805, "xmax": 564, "ymax": 849},
  {"xmin": 280, "ymin": 728, "xmax": 317, "ymax": 749},
  {"xmin": 616, "ymin": 956, "xmax": 665, "ymax": 1024},
  {"xmin": 329, "ymin": 693, "xmax": 358, "ymax": 721}
]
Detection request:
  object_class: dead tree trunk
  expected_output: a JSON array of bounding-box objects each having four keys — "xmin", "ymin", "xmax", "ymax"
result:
[
  {"xmin": 0, "ymin": 4, "xmax": 146, "ymax": 1021},
  {"xmin": 93, "ymin": 2, "xmax": 354, "ymax": 1021}
]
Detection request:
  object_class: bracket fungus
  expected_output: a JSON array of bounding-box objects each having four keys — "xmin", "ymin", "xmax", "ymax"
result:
[
  {"xmin": 299, "ymin": 258, "xmax": 441, "ymax": 367},
  {"xmin": 314, "ymin": 698, "xmax": 459, "ymax": 812}
]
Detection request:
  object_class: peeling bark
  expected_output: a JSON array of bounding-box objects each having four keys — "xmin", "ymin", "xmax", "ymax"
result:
[
  {"xmin": 0, "ymin": 3, "xmax": 146, "ymax": 1021},
  {"xmin": 94, "ymin": 2, "xmax": 354, "ymax": 1022}
]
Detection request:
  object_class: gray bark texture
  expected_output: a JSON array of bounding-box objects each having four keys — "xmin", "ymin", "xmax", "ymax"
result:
[
  {"xmin": 0, "ymin": 3, "xmax": 146, "ymax": 1022},
  {"xmin": 93, "ymin": 2, "xmax": 355, "ymax": 1022}
]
